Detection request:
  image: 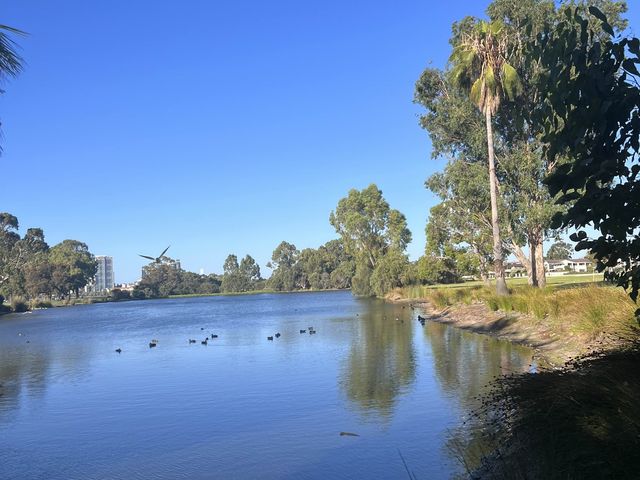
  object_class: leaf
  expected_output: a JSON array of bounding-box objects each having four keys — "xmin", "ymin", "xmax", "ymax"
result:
[
  {"xmin": 588, "ymin": 6, "xmax": 607, "ymax": 24},
  {"xmin": 485, "ymin": 65, "xmax": 496, "ymax": 92},
  {"xmin": 622, "ymin": 59, "xmax": 640, "ymax": 76},
  {"xmin": 588, "ymin": 6, "xmax": 614, "ymax": 36},
  {"xmin": 470, "ymin": 78, "xmax": 483, "ymax": 108},
  {"xmin": 501, "ymin": 63, "xmax": 522, "ymax": 101}
]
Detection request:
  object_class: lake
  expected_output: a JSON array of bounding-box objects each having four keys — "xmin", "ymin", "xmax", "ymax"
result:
[{"xmin": 0, "ymin": 291, "xmax": 533, "ymax": 479}]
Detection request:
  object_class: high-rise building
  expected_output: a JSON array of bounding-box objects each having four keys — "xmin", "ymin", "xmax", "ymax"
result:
[{"xmin": 94, "ymin": 256, "xmax": 114, "ymax": 292}]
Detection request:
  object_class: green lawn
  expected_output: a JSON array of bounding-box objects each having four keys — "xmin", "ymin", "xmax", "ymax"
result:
[{"xmin": 416, "ymin": 273, "xmax": 604, "ymax": 291}]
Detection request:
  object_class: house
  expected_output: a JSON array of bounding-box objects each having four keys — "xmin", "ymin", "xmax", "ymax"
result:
[{"xmin": 544, "ymin": 258, "xmax": 593, "ymax": 274}]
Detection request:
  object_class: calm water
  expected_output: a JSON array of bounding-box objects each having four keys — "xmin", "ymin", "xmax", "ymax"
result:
[{"xmin": 0, "ymin": 291, "xmax": 533, "ymax": 479}]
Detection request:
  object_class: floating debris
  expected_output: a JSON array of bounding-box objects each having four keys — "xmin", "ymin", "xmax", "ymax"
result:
[{"xmin": 339, "ymin": 432, "xmax": 360, "ymax": 437}]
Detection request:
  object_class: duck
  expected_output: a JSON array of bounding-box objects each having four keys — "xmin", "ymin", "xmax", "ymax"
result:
[
  {"xmin": 149, "ymin": 342, "xmax": 157, "ymax": 348},
  {"xmin": 275, "ymin": 333, "xmax": 281, "ymax": 338},
  {"xmin": 188, "ymin": 339, "xmax": 196, "ymax": 344},
  {"xmin": 115, "ymin": 348, "xmax": 122, "ymax": 353},
  {"xmin": 211, "ymin": 334, "xmax": 218, "ymax": 339},
  {"xmin": 267, "ymin": 336, "xmax": 274, "ymax": 341},
  {"xmin": 299, "ymin": 329, "xmax": 306, "ymax": 334},
  {"xmin": 201, "ymin": 339, "xmax": 208, "ymax": 345}
]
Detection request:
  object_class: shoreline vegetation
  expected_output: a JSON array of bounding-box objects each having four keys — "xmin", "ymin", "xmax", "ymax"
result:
[
  {"xmin": 389, "ymin": 276, "xmax": 640, "ymax": 478},
  {"xmin": 388, "ymin": 275, "xmax": 636, "ymax": 366},
  {"xmin": 0, "ymin": 287, "xmax": 354, "ymax": 316}
]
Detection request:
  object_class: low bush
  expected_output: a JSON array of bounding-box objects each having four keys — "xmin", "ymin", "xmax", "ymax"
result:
[
  {"xmin": 30, "ymin": 300, "xmax": 53, "ymax": 309},
  {"xmin": 11, "ymin": 297, "xmax": 29, "ymax": 313}
]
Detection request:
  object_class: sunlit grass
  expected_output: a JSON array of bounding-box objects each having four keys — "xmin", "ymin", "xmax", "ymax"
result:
[{"xmin": 394, "ymin": 275, "xmax": 636, "ymax": 343}]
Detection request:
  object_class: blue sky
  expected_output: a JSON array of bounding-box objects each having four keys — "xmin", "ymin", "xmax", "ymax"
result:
[{"xmin": 2, "ymin": 1, "xmax": 639, "ymax": 283}]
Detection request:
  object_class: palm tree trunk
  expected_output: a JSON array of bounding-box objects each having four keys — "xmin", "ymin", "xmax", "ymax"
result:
[{"xmin": 485, "ymin": 108, "xmax": 509, "ymax": 296}]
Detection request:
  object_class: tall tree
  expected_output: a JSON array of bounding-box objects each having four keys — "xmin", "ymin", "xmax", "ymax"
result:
[
  {"xmin": 267, "ymin": 241, "xmax": 301, "ymax": 291},
  {"xmin": 0, "ymin": 212, "xmax": 20, "ymax": 291},
  {"xmin": 49, "ymin": 240, "xmax": 97, "ymax": 298},
  {"xmin": 239, "ymin": 254, "xmax": 261, "ymax": 290},
  {"xmin": 330, "ymin": 184, "xmax": 411, "ymax": 296},
  {"xmin": 449, "ymin": 19, "xmax": 523, "ymax": 295},
  {"xmin": 547, "ymin": 241, "xmax": 573, "ymax": 260}
]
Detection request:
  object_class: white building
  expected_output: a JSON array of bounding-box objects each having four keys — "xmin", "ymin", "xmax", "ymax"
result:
[
  {"xmin": 544, "ymin": 258, "xmax": 593, "ymax": 274},
  {"xmin": 94, "ymin": 256, "xmax": 115, "ymax": 292}
]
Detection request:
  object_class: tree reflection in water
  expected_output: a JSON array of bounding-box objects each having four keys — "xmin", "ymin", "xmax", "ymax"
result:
[{"xmin": 341, "ymin": 300, "xmax": 416, "ymax": 418}]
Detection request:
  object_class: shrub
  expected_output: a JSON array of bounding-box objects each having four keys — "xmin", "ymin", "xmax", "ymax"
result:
[
  {"xmin": 30, "ymin": 300, "xmax": 53, "ymax": 309},
  {"xmin": 11, "ymin": 297, "xmax": 29, "ymax": 313}
]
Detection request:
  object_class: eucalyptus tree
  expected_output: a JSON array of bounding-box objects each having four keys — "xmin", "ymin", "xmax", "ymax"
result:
[
  {"xmin": 49, "ymin": 240, "xmax": 97, "ymax": 299},
  {"xmin": 267, "ymin": 241, "xmax": 301, "ymax": 291},
  {"xmin": 330, "ymin": 184, "xmax": 411, "ymax": 296},
  {"xmin": 449, "ymin": 20, "xmax": 522, "ymax": 295}
]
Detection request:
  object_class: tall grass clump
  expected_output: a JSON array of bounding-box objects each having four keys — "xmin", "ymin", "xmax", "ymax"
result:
[{"xmin": 429, "ymin": 290, "xmax": 451, "ymax": 308}]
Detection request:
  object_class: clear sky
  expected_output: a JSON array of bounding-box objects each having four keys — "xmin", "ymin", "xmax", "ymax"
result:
[{"xmin": 2, "ymin": 1, "xmax": 639, "ymax": 283}]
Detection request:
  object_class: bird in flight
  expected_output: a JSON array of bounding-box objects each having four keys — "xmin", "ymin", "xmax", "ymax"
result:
[{"xmin": 139, "ymin": 245, "xmax": 171, "ymax": 263}]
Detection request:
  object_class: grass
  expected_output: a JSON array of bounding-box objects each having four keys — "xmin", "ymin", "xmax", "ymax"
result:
[
  {"xmin": 394, "ymin": 275, "xmax": 637, "ymax": 343},
  {"xmin": 459, "ymin": 342, "xmax": 640, "ymax": 479}
]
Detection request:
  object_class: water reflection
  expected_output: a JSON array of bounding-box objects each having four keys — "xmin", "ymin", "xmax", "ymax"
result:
[
  {"xmin": 341, "ymin": 301, "xmax": 416, "ymax": 418},
  {"xmin": 424, "ymin": 321, "xmax": 532, "ymax": 405},
  {"xmin": 423, "ymin": 320, "xmax": 534, "ymax": 475},
  {"xmin": 0, "ymin": 341, "xmax": 94, "ymax": 423}
]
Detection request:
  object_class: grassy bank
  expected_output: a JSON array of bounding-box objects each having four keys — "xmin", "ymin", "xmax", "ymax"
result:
[{"xmin": 394, "ymin": 279, "xmax": 637, "ymax": 346}]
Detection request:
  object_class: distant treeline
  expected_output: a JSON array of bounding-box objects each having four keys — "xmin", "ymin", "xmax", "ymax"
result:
[
  {"xmin": 0, "ymin": 212, "xmax": 97, "ymax": 311},
  {"xmin": 131, "ymin": 238, "xmax": 356, "ymax": 299},
  {"xmin": 133, "ymin": 183, "xmax": 478, "ymax": 300}
]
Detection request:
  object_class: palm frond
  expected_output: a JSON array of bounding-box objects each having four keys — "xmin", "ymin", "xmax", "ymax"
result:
[
  {"xmin": 501, "ymin": 62, "xmax": 523, "ymax": 101},
  {"xmin": 0, "ymin": 25, "xmax": 25, "ymax": 81}
]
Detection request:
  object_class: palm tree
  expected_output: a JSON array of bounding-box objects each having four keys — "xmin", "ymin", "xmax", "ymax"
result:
[
  {"xmin": 0, "ymin": 24, "xmax": 25, "ymax": 153},
  {"xmin": 449, "ymin": 20, "xmax": 522, "ymax": 296},
  {"xmin": 0, "ymin": 25, "xmax": 24, "ymax": 83}
]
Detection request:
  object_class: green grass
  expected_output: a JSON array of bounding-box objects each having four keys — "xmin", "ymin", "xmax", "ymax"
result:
[{"xmin": 394, "ymin": 275, "xmax": 636, "ymax": 343}]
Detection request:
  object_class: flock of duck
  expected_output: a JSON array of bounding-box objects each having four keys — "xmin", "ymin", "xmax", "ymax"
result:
[
  {"xmin": 114, "ymin": 325, "xmax": 319, "ymax": 353},
  {"xmin": 113, "ymin": 310, "xmax": 427, "ymax": 354}
]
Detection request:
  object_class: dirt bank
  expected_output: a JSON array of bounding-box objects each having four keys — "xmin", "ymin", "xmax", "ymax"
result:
[{"xmin": 386, "ymin": 293, "xmax": 623, "ymax": 367}]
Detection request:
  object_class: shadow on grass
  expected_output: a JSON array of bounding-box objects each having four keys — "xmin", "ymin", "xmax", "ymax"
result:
[{"xmin": 458, "ymin": 338, "xmax": 640, "ymax": 479}]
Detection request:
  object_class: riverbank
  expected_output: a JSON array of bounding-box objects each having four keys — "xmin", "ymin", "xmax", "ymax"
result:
[
  {"xmin": 0, "ymin": 288, "xmax": 353, "ymax": 316},
  {"xmin": 387, "ymin": 283, "xmax": 638, "ymax": 367},
  {"xmin": 389, "ymin": 283, "xmax": 640, "ymax": 478}
]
